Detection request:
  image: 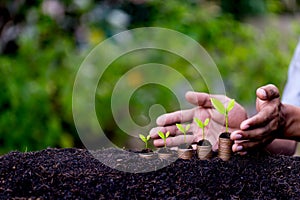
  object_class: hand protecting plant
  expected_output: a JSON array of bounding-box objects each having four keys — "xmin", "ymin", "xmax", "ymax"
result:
[
  {"xmin": 158, "ymin": 131, "xmax": 170, "ymax": 148},
  {"xmin": 150, "ymin": 92, "xmax": 246, "ymax": 151},
  {"xmin": 139, "ymin": 134, "xmax": 151, "ymax": 149},
  {"xmin": 211, "ymin": 98, "xmax": 235, "ymax": 133},
  {"xmin": 175, "ymin": 124, "xmax": 190, "ymax": 143}
]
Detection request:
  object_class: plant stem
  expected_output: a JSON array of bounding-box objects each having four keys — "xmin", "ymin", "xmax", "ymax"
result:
[
  {"xmin": 225, "ymin": 111, "xmax": 228, "ymax": 133},
  {"xmin": 164, "ymin": 138, "xmax": 166, "ymax": 148},
  {"xmin": 202, "ymin": 127, "xmax": 205, "ymax": 140},
  {"xmin": 184, "ymin": 133, "xmax": 186, "ymax": 144},
  {"xmin": 145, "ymin": 142, "xmax": 148, "ymax": 149}
]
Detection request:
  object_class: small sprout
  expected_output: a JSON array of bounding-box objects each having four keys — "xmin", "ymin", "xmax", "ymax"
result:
[
  {"xmin": 176, "ymin": 124, "xmax": 190, "ymax": 143},
  {"xmin": 158, "ymin": 131, "xmax": 170, "ymax": 148},
  {"xmin": 139, "ymin": 134, "xmax": 151, "ymax": 149},
  {"xmin": 211, "ymin": 98, "xmax": 235, "ymax": 133},
  {"xmin": 194, "ymin": 118, "xmax": 210, "ymax": 140}
]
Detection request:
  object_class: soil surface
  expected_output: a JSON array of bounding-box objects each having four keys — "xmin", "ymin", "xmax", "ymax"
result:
[{"xmin": 0, "ymin": 148, "xmax": 299, "ymax": 199}]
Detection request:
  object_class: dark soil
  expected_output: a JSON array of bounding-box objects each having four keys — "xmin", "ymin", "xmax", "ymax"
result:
[
  {"xmin": 178, "ymin": 143, "xmax": 193, "ymax": 149},
  {"xmin": 197, "ymin": 139, "xmax": 212, "ymax": 146},
  {"xmin": 220, "ymin": 132, "xmax": 231, "ymax": 138},
  {"xmin": 140, "ymin": 148, "xmax": 153, "ymax": 153},
  {"xmin": 0, "ymin": 148, "xmax": 300, "ymax": 199}
]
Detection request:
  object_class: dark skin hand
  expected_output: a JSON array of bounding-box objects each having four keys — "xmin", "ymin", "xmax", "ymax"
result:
[{"xmin": 231, "ymin": 84, "xmax": 297, "ymax": 155}]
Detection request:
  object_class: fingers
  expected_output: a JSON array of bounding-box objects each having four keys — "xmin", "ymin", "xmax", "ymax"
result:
[
  {"xmin": 256, "ymin": 84, "xmax": 280, "ymax": 101},
  {"xmin": 185, "ymin": 92, "xmax": 212, "ymax": 107},
  {"xmin": 156, "ymin": 108, "xmax": 194, "ymax": 126},
  {"xmin": 185, "ymin": 91, "xmax": 228, "ymax": 107},
  {"xmin": 240, "ymin": 109, "xmax": 274, "ymax": 131},
  {"xmin": 231, "ymin": 136, "xmax": 273, "ymax": 153},
  {"xmin": 153, "ymin": 135, "xmax": 195, "ymax": 147},
  {"xmin": 150, "ymin": 125, "xmax": 188, "ymax": 139},
  {"xmin": 231, "ymin": 124, "xmax": 274, "ymax": 140}
]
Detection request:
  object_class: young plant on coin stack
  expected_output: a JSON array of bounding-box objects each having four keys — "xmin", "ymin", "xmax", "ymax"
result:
[
  {"xmin": 194, "ymin": 117, "xmax": 212, "ymax": 160},
  {"xmin": 157, "ymin": 131, "xmax": 174, "ymax": 159},
  {"xmin": 138, "ymin": 134, "xmax": 154, "ymax": 159},
  {"xmin": 176, "ymin": 124, "xmax": 193, "ymax": 160},
  {"xmin": 211, "ymin": 98, "xmax": 235, "ymax": 161}
]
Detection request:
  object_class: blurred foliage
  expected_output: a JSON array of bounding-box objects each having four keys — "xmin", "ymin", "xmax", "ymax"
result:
[{"xmin": 0, "ymin": 0, "xmax": 300, "ymax": 153}]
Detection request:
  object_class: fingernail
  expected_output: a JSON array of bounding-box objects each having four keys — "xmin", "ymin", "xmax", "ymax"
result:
[
  {"xmin": 236, "ymin": 146, "xmax": 243, "ymax": 151},
  {"xmin": 239, "ymin": 151, "xmax": 247, "ymax": 156},
  {"xmin": 234, "ymin": 134, "xmax": 242, "ymax": 140},
  {"xmin": 257, "ymin": 88, "xmax": 267, "ymax": 99}
]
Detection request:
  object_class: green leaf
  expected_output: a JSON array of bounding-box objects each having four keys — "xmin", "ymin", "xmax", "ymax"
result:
[
  {"xmin": 204, "ymin": 118, "xmax": 210, "ymax": 126},
  {"xmin": 139, "ymin": 134, "xmax": 146, "ymax": 142},
  {"xmin": 194, "ymin": 117, "xmax": 204, "ymax": 128},
  {"xmin": 185, "ymin": 124, "xmax": 191, "ymax": 132},
  {"xmin": 226, "ymin": 99, "xmax": 235, "ymax": 112},
  {"xmin": 166, "ymin": 131, "xmax": 170, "ymax": 138},
  {"xmin": 176, "ymin": 124, "xmax": 185, "ymax": 133},
  {"xmin": 146, "ymin": 135, "xmax": 151, "ymax": 141},
  {"xmin": 211, "ymin": 98, "xmax": 226, "ymax": 115},
  {"xmin": 158, "ymin": 131, "xmax": 165, "ymax": 139}
]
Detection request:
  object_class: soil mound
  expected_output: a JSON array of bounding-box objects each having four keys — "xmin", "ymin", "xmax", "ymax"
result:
[{"xmin": 0, "ymin": 148, "xmax": 299, "ymax": 199}]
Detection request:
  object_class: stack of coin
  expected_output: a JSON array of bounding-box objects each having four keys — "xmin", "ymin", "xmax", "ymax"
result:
[
  {"xmin": 197, "ymin": 145, "xmax": 212, "ymax": 160},
  {"xmin": 218, "ymin": 133, "xmax": 233, "ymax": 161},
  {"xmin": 177, "ymin": 148, "xmax": 193, "ymax": 160}
]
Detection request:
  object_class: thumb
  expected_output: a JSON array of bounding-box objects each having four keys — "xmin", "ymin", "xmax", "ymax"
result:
[
  {"xmin": 256, "ymin": 84, "xmax": 280, "ymax": 101},
  {"xmin": 256, "ymin": 84, "xmax": 280, "ymax": 111},
  {"xmin": 185, "ymin": 91, "xmax": 227, "ymax": 108}
]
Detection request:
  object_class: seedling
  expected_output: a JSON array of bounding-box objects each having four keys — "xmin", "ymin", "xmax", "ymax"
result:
[
  {"xmin": 195, "ymin": 117, "xmax": 212, "ymax": 160},
  {"xmin": 194, "ymin": 117, "xmax": 210, "ymax": 141},
  {"xmin": 158, "ymin": 131, "xmax": 170, "ymax": 148},
  {"xmin": 176, "ymin": 124, "xmax": 190, "ymax": 143},
  {"xmin": 139, "ymin": 134, "xmax": 151, "ymax": 149},
  {"xmin": 210, "ymin": 98, "xmax": 235, "ymax": 133}
]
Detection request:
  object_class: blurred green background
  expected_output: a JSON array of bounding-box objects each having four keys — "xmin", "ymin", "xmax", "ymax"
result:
[{"xmin": 1, "ymin": 0, "xmax": 300, "ymax": 154}]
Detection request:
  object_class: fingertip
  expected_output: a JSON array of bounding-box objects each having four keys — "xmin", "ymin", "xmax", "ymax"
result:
[
  {"xmin": 153, "ymin": 139, "xmax": 163, "ymax": 147},
  {"xmin": 232, "ymin": 143, "xmax": 243, "ymax": 152},
  {"xmin": 238, "ymin": 151, "xmax": 247, "ymax": 156},
  {"xmin": 230, "ymin": 131, "xmax": 243, "ymax": 140},
  {"xmin": 185, "ymin": 91, "xmax": 197, "ymax": 104},
  {"xmin": 232, "ymin": 143, "xmax": 238, "ymax": 152},
  {"xmin": 256, "ymin": 88, "xmax": 267, "ymax": 100},
  {"xmin": 149, "ymin": 128, "xmax": 158, "ymax": 138},
  {"xmin": 258, "ymin": 84, "xmax": 280, "ymax": 100},
  {"xmin": 185, "ymin": 91, "xmax": 194, "ymax": 97},
  {"xmin": 240, "ymin": 121, "xmax": 250, "ymax": 130},
  {"xmin": 156, "ymin": 115, "xmax": 166, "ymax": 126}
]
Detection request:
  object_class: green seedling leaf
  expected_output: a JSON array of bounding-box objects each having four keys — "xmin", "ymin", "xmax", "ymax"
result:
[
  {"xmin": 176, "ymin": 124, "xmax": 185, "ymax": 133},
  {"xmin": 166, "ymin": 131, "xmax": 170, "ymax": 138},
  {"xmin": 204, "ymin": 118, "xmax": 210, "ymax": 126},
  {"xmin": 185, "ymin": 124, "xmax": 191, "ymax": 132},
  {"xmin": 194, "ymin": 117, "xmax": 204, "ymax": 128},
  {"xmin": 158, "ymin": 131, "xmax": 169, "ymax": 148},
  {"xmin": 194, "ymin": 117, "xmax": 210, "ymax": 141},
  {"xmin": 139, "ymin": 134, "xmax": 151, "ymax": 149},
  {"xmin": 227, "ymin": 99, "xmax": 235, "ymax": 112},
  {"xmin": 211, "ymin": 98, "xmax": 226, "ymax": 115},
  {"xmin": 177, "ymin": 124, "xmax": 190, "ymax": 144},
  {"xmin": 139, "ymin": 134, "xmax": 147, "ymax": 142},
  {"xmin": 158, "ymin": 131, "xmax": 165, "ymax": 139}
]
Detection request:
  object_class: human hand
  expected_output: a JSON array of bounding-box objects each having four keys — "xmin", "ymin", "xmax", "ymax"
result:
[
  {"xmin": 150, "ymin": 91, "xmax": 247, "ymax": 151},
  {"xmin": 231, "ymin": 84, "xmax": 285, "ymax": 153}
]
